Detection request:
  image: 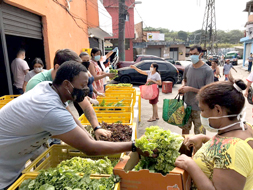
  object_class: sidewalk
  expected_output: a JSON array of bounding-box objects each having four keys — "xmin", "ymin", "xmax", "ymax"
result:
[{"xmin": 136, "ymin": 59, "xmax": 253, "ymax": 138}]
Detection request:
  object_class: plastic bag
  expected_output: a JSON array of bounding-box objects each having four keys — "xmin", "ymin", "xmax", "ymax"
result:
[
  {"xmin": 140, "ymin": 84, "xmax": 158, "ymax": 100},
  {"xmin": 163, "ymin": 94, "xmax": 191, "ymax": 127}
]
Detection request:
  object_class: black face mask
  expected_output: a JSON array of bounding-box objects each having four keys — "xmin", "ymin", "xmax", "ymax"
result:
[
  {"xmin": 82, "ymin": 61, "xmax": 90, "ymax": 70},
  {"xmin": 68, "ymin": 82, "xmax": 90, "ymax": 103}
]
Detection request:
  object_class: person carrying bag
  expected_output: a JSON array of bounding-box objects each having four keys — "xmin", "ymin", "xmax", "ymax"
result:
[
  {"xmin": 163, "ymin": 94, "xmax": 191, "ymax": 127},
  {"xmin": 130, "ymin": 63, "xmax": 162, "ymax": 122}
]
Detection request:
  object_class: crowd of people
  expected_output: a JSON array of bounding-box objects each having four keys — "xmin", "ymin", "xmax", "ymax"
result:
[{"xmin": 1, "ymin": 45, "xmax": 252, "ymax": 190}]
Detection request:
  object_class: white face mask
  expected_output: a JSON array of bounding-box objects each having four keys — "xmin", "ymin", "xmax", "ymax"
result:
[
  {"xmin": 200, "ymin": 111, "xmax": 246, "ymax": 133},
  {"xmin": 34, "ymin": 67, "xmax": 42, "ymax": 73},
  {"xmin": 150, "ymin": 67, "xmax": 153, "ymax": 72}
]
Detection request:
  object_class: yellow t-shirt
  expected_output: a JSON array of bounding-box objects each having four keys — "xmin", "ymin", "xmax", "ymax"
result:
[{"xmin": 193, "ymin": 130, "xmax": 253, "ymax": 190}]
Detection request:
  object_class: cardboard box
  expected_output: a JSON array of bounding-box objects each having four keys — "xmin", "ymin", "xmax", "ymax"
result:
[{"xmin": 114, "ymin": 152, "xmax": 191, "ymax": 190}]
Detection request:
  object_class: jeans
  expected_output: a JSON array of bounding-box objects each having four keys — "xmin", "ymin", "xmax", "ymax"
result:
[
  {"xmin": 13, "ymin": 85, "xmax": 23, "ymax": 94},
  {"xmin": 248, "ymin": 62, "xmax": 252, "ymax": 72}
]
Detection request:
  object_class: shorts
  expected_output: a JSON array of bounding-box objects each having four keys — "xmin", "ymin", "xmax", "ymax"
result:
[
  {"xmin": 181, "ymin": 110, "xmax": 206, "ymax": 134},
  {"xmin": 225, "ymin": 74, "xmax": 229, "ymax": 81},
  {"xmin": 149, "ymin": 88, "xmax": 159, "ymax": 105}
]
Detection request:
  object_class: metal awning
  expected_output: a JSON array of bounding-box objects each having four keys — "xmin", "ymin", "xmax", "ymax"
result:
[{"xmin": 243, "ymin": 0, "xmax": 253, "ymax": 12}]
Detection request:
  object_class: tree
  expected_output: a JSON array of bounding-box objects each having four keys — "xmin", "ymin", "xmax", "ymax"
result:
[{"xmin": 178, "ymin": 30, "xmax": 188, "ymax": 41}]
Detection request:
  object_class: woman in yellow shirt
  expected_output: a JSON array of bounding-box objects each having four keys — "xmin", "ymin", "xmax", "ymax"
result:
[{"xmin": 175, "ymin": 76, "xmax": 253, "ymax": 190}]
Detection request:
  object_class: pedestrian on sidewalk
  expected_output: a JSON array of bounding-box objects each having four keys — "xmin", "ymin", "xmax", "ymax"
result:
[
  {"xmin": 178, "ymin": 45, "xmax": 213, "ymax": 135},
  {"xmin": 211, "ymin": 60, "xmax": 220, "ymax": 82},
  {"xmin": 11, "ymin": 48, "xmax": 29, "ymax": 94},
  {"xmin": 248, "ymin": 53, "xmax": 253, "ymax": 72},
  {"xmin": 175, "ymin": 76, "xmax": 253, "ymax": 190},
  {"xmin": 223, "ymin": 59, "xmax": 237, "ymax": 81},
  {"xmin": 130, "ymin": 63, "xmax": 162, "ymax": 122},
  {"xmin": 244, "ymin": 71, "xmax": 253, "ymax": 98}
]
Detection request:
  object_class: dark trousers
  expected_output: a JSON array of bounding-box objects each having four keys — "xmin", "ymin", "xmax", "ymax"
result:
[
  {"xmin": 13, "ymin": 85, "xmax": 23, "ymax": 94},
  {"xmin": 248, "ymin": 62, "xmax": 252, "ymax": 72}
]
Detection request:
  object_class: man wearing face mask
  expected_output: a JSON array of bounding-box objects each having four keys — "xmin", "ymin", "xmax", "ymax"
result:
[
  {"xmin": 0, "ymin": 61, "xmax": 156, "ymax": 190},
  {"xmin": 178, "ymin": 45, "xmax": 213, "ymax": 135},
  {"xmin": 26, "ymin": 49, "xmax": 111, "ymax": 141},
  {"xmin": 23, "ymin": 58, "xmax": 45, "ymax": 92}
]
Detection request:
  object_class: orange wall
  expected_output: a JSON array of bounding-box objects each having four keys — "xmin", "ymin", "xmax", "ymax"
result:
[{"xmin": 4, "ymin": 0, "xmax": 99, "ymax": 69}]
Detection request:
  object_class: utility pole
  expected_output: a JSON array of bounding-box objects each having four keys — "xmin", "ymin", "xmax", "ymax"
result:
[
  {"xmin": 118, "ymin": 0, "xmax": 126, "ymax": 61},
  {"xmin": 200, "ymin": 0, "xmax": 217, "ymax": 54}
]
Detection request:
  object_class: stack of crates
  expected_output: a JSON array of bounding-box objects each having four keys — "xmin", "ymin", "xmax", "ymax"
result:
[
  {"xmin": 9, "ymin": 145, "xmax": 121, "ymax": 190},
  {"xmin": 79, "ymin": 84, "xmax": 136, "ymax": 125},
  {"xmin": 0, "ymin": 95, "xmax": 19, "ymax": 109}
]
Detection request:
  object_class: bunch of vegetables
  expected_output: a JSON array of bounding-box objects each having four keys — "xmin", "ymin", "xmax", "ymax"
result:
[
  {"xmin": 107, "ymin": 83, "xmax": 132, "ymax": 87},
  {"xmin": 57, "ymin": 157, "xmax": 118, "ymax": 175},
  {"xmin": 134, "ymin": 126, "xmax": 183, "ymax": 175},
  {"xmin": 109, "ymin": 69, "xmax": 118, "ymax": 79},
  {"xmin": 20, "ymin": 168, "xmax": 120, "ymax": 190},
  {"xmin": 98, "ymin": 99, "xmax": 125, "ymax": 107},
  {"xmin": 85, "ymin": 122, "xmax": 132, "ymax": 142}
]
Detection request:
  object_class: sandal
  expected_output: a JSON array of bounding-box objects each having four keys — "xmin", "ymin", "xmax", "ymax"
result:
[
  {"xmin": 156, "ymin": 118, "xmax": 159, "ymax": 120},
  {"xmin": 147, "ymin": 118, "xmax": 156, "ymax": 122}
]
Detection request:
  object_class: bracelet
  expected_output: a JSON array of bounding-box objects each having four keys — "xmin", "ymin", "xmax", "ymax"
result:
[
  {"xmin": 132, "ymin": 141, "xmax": 137, "ymax": 152},
  {"xmin": 94, "ymin": 126, "xmax": 102, "ymax": 131}
]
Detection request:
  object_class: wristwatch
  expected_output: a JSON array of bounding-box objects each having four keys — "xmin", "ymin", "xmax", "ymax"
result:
[
  {"xmin": 132, "ymin": 140, "xmax": 137, "ymax": 152},
  {"xmin": 94, "ymin": 126, "xmax": 102, "ymax": 131}
]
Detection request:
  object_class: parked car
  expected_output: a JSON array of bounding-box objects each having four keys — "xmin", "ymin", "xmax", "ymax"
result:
[
  {"xmin": 116, "ymin": 55, "xmax": 184, "ymax": 84},
  {"xmin": 164, "ymin": 58, "xmax": 176, "ymax": 65},
  {"xmin": 175, "ymin": 60, "xmax": 192, "ymax": 68},
  {"xmin": 114, "ymin": 60, "xmax": 179, "ymax": 86}
]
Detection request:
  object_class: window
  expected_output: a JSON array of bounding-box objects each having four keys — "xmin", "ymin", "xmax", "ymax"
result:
[
  {"xmin": 139, "ymin": 62, "xmax": 152, "ymax": 70},
  {"xmin": 158, "ymin": 63, "xmax": 168, "ymax": 70}
]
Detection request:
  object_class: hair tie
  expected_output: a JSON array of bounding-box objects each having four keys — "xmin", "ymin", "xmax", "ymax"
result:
[{"xmin": 233, "ymin": 83, "xmax": 242, "ymax": 92}]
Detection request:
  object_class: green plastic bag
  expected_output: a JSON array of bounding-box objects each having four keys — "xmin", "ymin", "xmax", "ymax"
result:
[{"xmin": 162, "ymin": 94, "xmax": 191, "ymax": 127}]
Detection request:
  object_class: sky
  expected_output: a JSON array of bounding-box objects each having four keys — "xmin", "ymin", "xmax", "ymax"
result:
[{"xmin": 134, "ymin": 0, "xmax": 249, "ymax": 32}]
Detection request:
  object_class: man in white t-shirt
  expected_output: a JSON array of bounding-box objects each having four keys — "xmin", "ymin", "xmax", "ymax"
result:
[
  {"xmin": 0, "ymin": 61, "xmax": 151, "ymax": 189},
  {"xmin": 11, "ymin": 48, "xmax": 29, "ymax": 94}
]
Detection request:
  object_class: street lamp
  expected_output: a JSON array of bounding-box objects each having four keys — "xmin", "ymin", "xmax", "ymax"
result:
[
  {"xmin": 118, "ymin": 1, "xmax": 142, "ymax": 61},
  {"xmin": 127, "ymin": 1, "xmax": 142, "ymax": 10}
]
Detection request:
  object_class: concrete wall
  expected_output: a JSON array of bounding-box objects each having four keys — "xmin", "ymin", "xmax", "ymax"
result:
[
  {"xmin": 4, "ymin": 0, "xmax": 97, "ymax": 69},
  {"xmin": 170, "ymin": 44, "xmax": 186, "ymax": 61}
]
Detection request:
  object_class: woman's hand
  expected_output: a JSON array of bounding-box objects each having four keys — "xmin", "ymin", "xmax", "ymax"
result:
[
  {"xmin": 107, "ymin": 73, "xmax": 116, "ymax": 78},
  {"xmin": 97, "ymin": 92, "xmax": 105, "ymax": 97},
  {"xmin": 130, "ymin": 65, "xmax": 136, "ymax": 69},
  {"xmin": 184, "ymin": 134, "xmax": 205, "ymax": 153},
  {"xmin": 175, "ymin": 154, "xmax": 195, "ymax": 171}
]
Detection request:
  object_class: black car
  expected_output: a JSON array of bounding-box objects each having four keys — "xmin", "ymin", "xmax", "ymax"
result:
[{"xmin": 114, "ymin": 60, "xmax": 178, "ymax": 86}]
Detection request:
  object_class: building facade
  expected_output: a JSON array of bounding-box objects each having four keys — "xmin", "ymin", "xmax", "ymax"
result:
[
  {"xmin": 0, "ymin": 0, "xmax": 112, "ymax": 95},
  {"xmin": 103, "ymin": 0, "xmax": 135, "ymax": 61}
]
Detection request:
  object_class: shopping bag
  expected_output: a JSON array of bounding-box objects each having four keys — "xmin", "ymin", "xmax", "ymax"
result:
[
  {"xmin": 162, "ymin": 94, "xmax": 191, "ymax": 127},
  {"xmin": 140, "ymin": 84, "xmax": 158, "ymax": 100}
]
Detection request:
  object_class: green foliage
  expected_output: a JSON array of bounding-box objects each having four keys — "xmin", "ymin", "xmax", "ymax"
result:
[
  {"xmin": 144, "ymin": 27, "xmax": 244, "ymax": 45},
  {"xmin": 57, "ymin": 157, "xmax": 115, "ymax": 175},
  {"xmin": 134, "ymin": 126, "xmax": 183, "ymax": 175},
  {"xmin": 20, "ymin": 168, "xmax": 120, "ymax": 190}
]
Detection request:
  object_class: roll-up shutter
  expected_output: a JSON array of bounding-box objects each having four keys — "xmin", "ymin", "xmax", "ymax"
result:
[{"xmin": 1, "ymin": 2, "xmax": 42, "ymax": 39}]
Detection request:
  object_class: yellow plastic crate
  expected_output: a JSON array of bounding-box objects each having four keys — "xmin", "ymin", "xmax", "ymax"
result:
[
  {"xmin": 105, "ymin": 87, "xmax": 136, "ymax": 99},
  {"xmin": 23, "ymin": 145, "xmax": 124, "ymax": 175},
  {"xmin": 93, "ymin": 99, "xmax": 134, "ymax": 113},
  {"xmin": 8, "ymin": 173, "xmax": 120, "ymax": 190},
  {"xmin": 0, "ymin": 95, "xmax": 19, "ymax": 109},
  {"xmin": 79, "ymin": 112, "xmax": 133, "ymax": 125},
  {"xmin": 106, "ymin": 83, "xmax": 133, "ymax": 88},
  {"xmin": 137, "ymin": 91, "xmax": 141, "ymax": 122}
]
